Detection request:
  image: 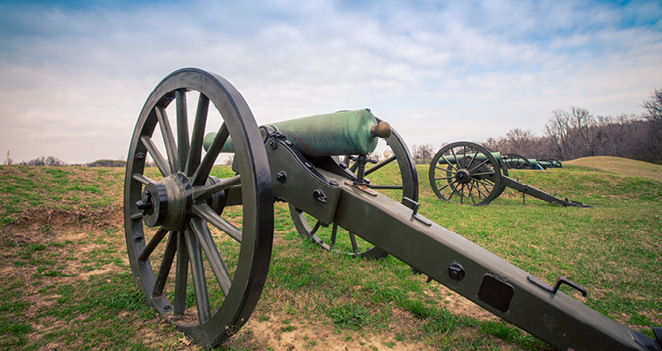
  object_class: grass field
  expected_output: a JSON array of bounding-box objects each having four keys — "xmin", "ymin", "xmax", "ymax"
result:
[{"xmin": 0, "ymin": 156, "xmax": 660, "ymax": 350}]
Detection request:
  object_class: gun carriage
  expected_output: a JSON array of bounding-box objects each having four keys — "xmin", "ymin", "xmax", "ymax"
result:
[
  {"xmin": 428, "ymin": 142, "xmax": 589, "ymax": 206},
  {"xmin": 124, "ymin": 68, "xmax": 660, "ymax": 350}
]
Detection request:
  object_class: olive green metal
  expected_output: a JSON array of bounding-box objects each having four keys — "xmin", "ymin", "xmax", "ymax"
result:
[
  {"xmin": 430, "ymin": 142, "xmax": 589, "ymax": 206},
  {"xmin": 127, "ymin": 69, "xmax": 657, "ymax": 350},
  {"xmin": 429, "ymin": 142, "xmax": 503, "ymax": 205},
  {"xmin": 124, "ymin": 68, "xmax": 273, "ymax": 348},
  {"xmin": 329, "ymin": 178, "xmax": 654, "ymax": 351},
  {"xmin": 262, "ymin": 133, "xmax": 657, "ymax": 350},
  {"xmin": 436, "ymin": 151, "xmax": 503, "ymax": 164},
  {"xmin": 539, "ymin": 159, "xmax": 563, "ymax": 169},
  {"xmin": 204, "ymin": 109, "xmax": 383, "ymax": 156},
  {"xmin": 288, "ymin": 118, "xmax": 418, "ymax": 259}
]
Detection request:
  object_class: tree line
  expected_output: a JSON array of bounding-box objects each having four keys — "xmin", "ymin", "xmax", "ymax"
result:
[
  {"xmin": 411, "ymin": 88, "xmax": 662, "ymax": 164},
  {"xmin": 6, "ymin": 89, "xmax": 661, "ymax": 167},
  {"xmin": 4, "ymin": 156, "xmax": 127, "ymax": 167}
]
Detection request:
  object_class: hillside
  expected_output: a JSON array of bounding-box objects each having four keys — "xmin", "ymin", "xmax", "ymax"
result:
[
  {"xmin": 0, "ymin": 160, "xmax": 660, "ymax": 350},
  {"xmin": 565, "ymin": 156, "xmax": 662, "ymax": 181}
]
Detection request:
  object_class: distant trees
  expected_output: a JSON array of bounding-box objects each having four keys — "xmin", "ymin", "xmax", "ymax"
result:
[
  {"xmin": 482, "ymin": 104, "xmax": 660, "ymax": 163},
  {"xmin": 86, "ymin": 159, "xmax": 127, "ymax": 167},
  {"xmin": 642, "ymin": 88, "xmax": 662, "ymax": 160},
  {"xmin": 410, "ymin": 144, "xmax": 435, "ymax": 164},
  {"xmin": 18, "ymin": 156, "xmax": 67, "ymax": 166}
]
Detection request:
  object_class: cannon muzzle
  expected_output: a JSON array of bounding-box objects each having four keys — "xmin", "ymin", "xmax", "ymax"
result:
[{"xmin": 204, "ymin": 109, "xmax": 391, "ymax": 156}]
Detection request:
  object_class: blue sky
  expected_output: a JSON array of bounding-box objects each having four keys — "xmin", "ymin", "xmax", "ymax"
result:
[{"xmin": 0, "ymin": 0, "xmax": 660, "ymax": 164}]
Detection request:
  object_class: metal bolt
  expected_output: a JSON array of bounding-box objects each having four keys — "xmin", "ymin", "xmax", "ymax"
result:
[
  {"xmin": 276, "ymin": 171, "xmax": 287, "ymax": 184},
  {"xmin": 134, "ymin": 234, "xmax": 144, "ymax": 242},
  {"xmin": 163, "ymin": 305, "xmax": 172, "ymax": 311},
  {"xmin": 448, "ymin": 263, "xmax": 465, "ymax": 281},
  {"xmin": 329, "ymin": 180, "xmax": 339, "ymax": 187},
  {"xmin": 313, "ymin": 189, "xmax": 327, "ymax": 203}
]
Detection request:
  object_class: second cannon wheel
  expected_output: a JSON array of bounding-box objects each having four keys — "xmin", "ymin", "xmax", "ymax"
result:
[
  {"xmin": 428, "ymin": 141, "xmax": 502, "ymax": 206},
  {"xmin": 289, "ymin": 119, "xmax": 418, "ymax": 258}
]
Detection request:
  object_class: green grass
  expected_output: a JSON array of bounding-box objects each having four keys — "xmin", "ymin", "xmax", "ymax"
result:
[{"xmin": 0, "ymin": 160, "xmax": 660, "ymax": 350}]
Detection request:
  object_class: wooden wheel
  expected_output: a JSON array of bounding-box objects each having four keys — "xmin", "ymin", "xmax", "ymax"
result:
[
  {"xmin": 289, "ymin": 119, "xmax": 418, "ymax": 258},
  {"xmin": 124, "ymin": 68, "xmax": 273, "ymax": 346},
  {"xmin": 428, "ymin": 141, "xmax": 502, "ymax": 206}
]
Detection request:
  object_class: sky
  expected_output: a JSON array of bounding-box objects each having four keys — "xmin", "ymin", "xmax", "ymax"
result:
[{"xmin": 0, "ymin": 0, "xmax": 660, "ymax": 164}]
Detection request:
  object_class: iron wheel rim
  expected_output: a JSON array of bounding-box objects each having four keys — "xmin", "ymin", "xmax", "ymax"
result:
[{"xmin": 123, "ymin": 68, "xmax": 273, "ymax": 347}]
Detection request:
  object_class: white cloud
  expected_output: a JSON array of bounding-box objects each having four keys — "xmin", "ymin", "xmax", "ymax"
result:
[{"xmin": 0, "ymin": 0, "xmax": 660, "ymax": 163}]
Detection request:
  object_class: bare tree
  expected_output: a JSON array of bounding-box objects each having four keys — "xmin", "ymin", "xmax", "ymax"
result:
[
  {"xmin": 642, "ymin": 88, "xmax": 662, "ymax": 122},
  {"xmin": 414, "ymin": 144, "xmax": 435, "ymax": 163},
  {"xmin": 504, "ymin": 128, "xmax": 535, "ymax": 154},
  {"xmin": 544, "ymin": 110, "xmax": 570, "ymax": 159},
  {"xmin": 642, "ymin": 88, "xmax": 662, "ymax": 160},
  {"xmin": 45, "ymin": 156, "xmax": 67, "ymax": 166}
]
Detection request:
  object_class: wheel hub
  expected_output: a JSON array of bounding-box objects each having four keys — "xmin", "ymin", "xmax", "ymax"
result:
[
  {"xmin": 138, "ymin": 173, "xmax": 193, "ymax": 230},
  {"xmin": 455, "ymin": 169, "xmax": 472, "ymax": 184}
]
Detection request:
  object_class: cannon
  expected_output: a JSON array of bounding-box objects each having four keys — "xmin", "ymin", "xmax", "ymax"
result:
[
  {"xmin": 124, "ymin": 68, "xmax": 661, "ymax": 350},
  {"xmin": 539, "ymin": 158, "xmax": 563, "ymax": 169},
  {"xmin": 503, "ymin": 153, "xmax": 542, "ymax": 170},
  {"xmin": 503, "ymin": 154, "xmax": 563, "ymax": 170},
  {"xmin": 428, "ymin": 141, "xmax": 590, "ymax": 206}
]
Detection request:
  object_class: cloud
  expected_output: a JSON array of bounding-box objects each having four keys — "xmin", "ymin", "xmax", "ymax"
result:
[{"xmin": 0, "ymin": 0, "xmax": 660, "ymax": 163}]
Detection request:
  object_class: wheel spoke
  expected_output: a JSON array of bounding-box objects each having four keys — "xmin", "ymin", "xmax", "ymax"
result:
[
  {"xmin": 139, "ymin": 227, "xmax": 169, "ymax": 262},
  {"xmin": 186, "ymin": 93, "xmax": 210, "ymax": 176},
  {"xmin": 476, "ymin": 178, "xmax": 496, "ymax": 188},
  {"xmin": 155, "ymin": 106, "xmax": 179, "ymax": 173},
  {"xmin": 193, "ymin": 203, "xmax": 242, "ymax": 243},
  {"xmin": 473, "ymin": 181, "xmax": 489, "ymax": 199},
  {"xmin": 190, "ymin": 218, "xmax": 232, "ymax": 296},
  {"xmin": 364, "ymin": 155, "xmax": 396, "ymax": 176},
  {"xmin": 440, "ymin": 154, "xmax": 458, "ymax": 172},
  {"xmin": 185, "ymin": 228, "xmax": 211, "ymax": 324},
  {"xmin": 192, "ymin": 123, "xmax": 229, "ymax": 186},
  {"xmin": 193, "ymin": 175, "xmax": 241, "ymax": 201},
  {"xmin": 438, "ymin": 181, "xmax": 456, "ymax": 193},
  {"xmin": 434, "ymin": 175, "xmax": 455, "ymax": 181},
  {"xmin": 436, "ymin": 166, "xmax": 458, "ymax": 175},
  {"xmin": 472, "ymin": 171, "xmax": 496, "ymax": 177},
  {"xmin": 467, "ymin": 183, "xmax": 477, "ymax": 205},
  {"xmin": 451, "ymin": 147, "xmax": 461, "ymax": 169},
  {"xmin": 447, "ymin": 182, "xmax": 460, "ymax": 201},
  {"xmin": 153, "ymin": 231, "xmax": 177, "ymax": 297},
  {"xmin": 468, "ymin": 159, "xmax": 490, "ymax": 173},
  {"xmin": 174, "ymin": 231, "xmax": 188, "ymax": 316},
  {"xmin": 479, "ymin": 181, "xmax": 493, "ymax": 196},
  {"xmin": 140, "ymin": 136, "xmax": 171, "ymax": 177},
  {"xmin": 132, "ymin": 173, "xmax": 157, "ymax": 185},
  {"xmin": 176, "ymin": 89, "xmax": 190, "ymax": 173}
]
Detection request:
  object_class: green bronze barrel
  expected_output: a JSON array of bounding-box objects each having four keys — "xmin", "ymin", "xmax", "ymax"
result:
[
  {"xmin": 204, "ymin": 109, "xmax": 389, "ymax": 156},
  {"xmin": 437, "ymin": 152, "xmax": 503, "ymax": 164}
]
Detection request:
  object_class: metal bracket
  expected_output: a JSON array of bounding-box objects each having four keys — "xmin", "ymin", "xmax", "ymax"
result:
[
  {"xmin": 402, "ymin": 197, "xmax": 432, "ymax": 226},
  {"xmin": 527, "ymin": 276, "xmax": 587, "ymax": 297}
]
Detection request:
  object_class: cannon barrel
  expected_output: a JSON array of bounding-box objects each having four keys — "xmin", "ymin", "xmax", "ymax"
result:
[
  {"xmin": 436, "ymin": 151, "xmax": 503, "ymax": 164},
  {"xmin": 203, "ymin": 109, "xmax": 391, "ymax": 156}
]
